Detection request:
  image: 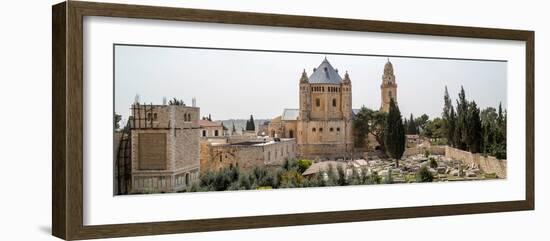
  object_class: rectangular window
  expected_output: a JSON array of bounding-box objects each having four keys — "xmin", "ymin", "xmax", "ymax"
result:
[{"xmin": 316, "ymin": 98, "xmax": 320, "ymax": 107}]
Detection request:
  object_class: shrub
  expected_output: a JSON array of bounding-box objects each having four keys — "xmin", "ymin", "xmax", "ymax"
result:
[
  {"xmin": 336, "ymin": 164, "xmax": 348, "ymax": 186},
  {"xmin": 416, "ymin": 166, "xmax": 434, "ymax": 182},
  {"xmin": 384, "ymin": 169, "xmax": 393, "ymax": 184},
  {"xmin": 428, "ymin": 157, "xmax": 438, "ymax": 168},
  {"xmin": 296, "ymin": 159, "xmax": 312, "ymax": 174}
]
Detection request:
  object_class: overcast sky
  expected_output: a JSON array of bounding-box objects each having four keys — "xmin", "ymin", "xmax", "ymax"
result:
[{"xmin": 114, "ymin": 45, "xmax": 507, "ymax": 122}]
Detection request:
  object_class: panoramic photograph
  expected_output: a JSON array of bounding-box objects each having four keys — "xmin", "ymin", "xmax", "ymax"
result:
[{"xmin": 113, "ymin": 45, "xmax": 508, "ymax": 195}]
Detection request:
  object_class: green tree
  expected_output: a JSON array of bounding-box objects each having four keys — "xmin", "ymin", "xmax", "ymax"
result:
[
  {"xmin": 364, "ymin": 108, "xmax": 388, "ymax": 153},
  {"xmin": 424, "ymin": 117, "xmax": 445, "ymax": 141},
  {"xmin": 455, "ymin": 86, "xmax": 469, "ymax": 150},
  {"xmin": 415, "ymin": 114, "xmax": 429, "ymax": 134},
  {"xmin": 384, "ymin": 98, "xmax": 406, "ymax": 167},
  {"xmin": 353, "ymin": 106, "xmax": 370, "ymax": 148},
  {"xmin": 246, "ymin": 115, "xmax": 256, "ymax": 131},
  {"xmin": 466, "ymin": 101, "xmax": 482, "ymax": 153},
  {"xmin": 407, "ymin": 113, "xmax": 418, "ymax": 134},
  {"xmin": 442, "ymin": 86, "xmax": 456, "ymax": 147}
]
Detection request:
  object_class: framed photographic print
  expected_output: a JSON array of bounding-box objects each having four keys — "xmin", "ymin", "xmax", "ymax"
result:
[{"xmin": 52, "ymin": 1, "xmax": 534, "ymax": 240}]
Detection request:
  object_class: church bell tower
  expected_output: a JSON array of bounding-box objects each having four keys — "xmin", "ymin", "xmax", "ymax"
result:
[{"xmin": 380, "ymin": 59, "xmax": 397, "ymax": 112}]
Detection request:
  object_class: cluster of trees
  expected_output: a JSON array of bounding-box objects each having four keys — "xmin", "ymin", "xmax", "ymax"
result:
[
  {"xmin": 245, "ymin": 115, "xmax": 256, "ymax": 131},
  {"xmin": 353, "ymin": 98, "xmax": 406, "ymax": 166},
  {"xmin": 403, "ymin": 113, "xmax": 429, "ymax": 135},
  {"xmin": 442, "ymin": 86, "xmax": 506, "ymax": 159}
]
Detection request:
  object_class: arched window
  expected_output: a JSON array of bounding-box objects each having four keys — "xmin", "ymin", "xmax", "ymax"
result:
[
  {"xmin": 332, "ymin": 98, "xmax": 337, "ymax": 107},
  {"xmin": 185, "ymin": 173, "xmax": 190, "ymax": 185},
  {"xmin": 147, "ymin": 113, "xmax": 151, "ymax": 120},
  {"xmin": 153, "ymin": 113, "xmax": 157, "ymax": 120}
]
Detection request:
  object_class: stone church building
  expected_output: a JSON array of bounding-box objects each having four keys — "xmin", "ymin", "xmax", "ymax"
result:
[{"xmin": 269, "ymin": 58, "xmax": 398, "ymax": 159}]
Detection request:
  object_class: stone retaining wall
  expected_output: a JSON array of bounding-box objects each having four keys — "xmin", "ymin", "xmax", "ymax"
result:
[
  {"xmin": 404, "ymin": 145, "xmax": 507, "ymax": 178},
  {"xmin": 403, "ymin": 146, "xmax": 446, "ymax": 157},
  {"xmin": 445, "ymin": 146, "xmax": 507, "ymax": 178}
]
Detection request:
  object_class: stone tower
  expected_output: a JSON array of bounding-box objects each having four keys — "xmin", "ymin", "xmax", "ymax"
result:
[
  {"xmin": 299, "ymin": 69, "xmax": 311, "ymax": 121},
  {"xmin": 294, "ymin": 58, "xmax": 354, "ymax": 158},
  {"xmin": 380, "ymin": 59, "xmax": 397, "ymax": 112},
  {"xmin": 342, "ymin": 71, "xmax": 352, "ymax": 120}
]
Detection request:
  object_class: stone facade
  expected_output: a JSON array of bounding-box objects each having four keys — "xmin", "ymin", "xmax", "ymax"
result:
[
  {"xmin": 116, "ymin": 103, "xmax": 200, "ymax": 194},
  {"xmin": 269, "ymin": 58, "xmax": 355, "ymax": 160},
  {"xmin": 200, "ymin": 137, "xmax": 296, "ymax": 173}
]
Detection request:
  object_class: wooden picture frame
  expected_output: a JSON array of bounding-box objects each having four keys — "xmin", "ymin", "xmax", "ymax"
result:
[{"xmin": 52, "ymin": 1, "xmax": 534, "ymax": 240}]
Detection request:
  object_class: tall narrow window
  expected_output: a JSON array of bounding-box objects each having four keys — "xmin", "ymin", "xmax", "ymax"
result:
[
  {"xmin": 316, "ymin": 98, "xmax": 320, "ymax": 107},
  {"xmin": 214, "ymin": 130, "xmax": 219, "ymax": 136},
  {"xmin": 289, "ymin": 130, "xmax": 294, "ymax": 138},
  {"xmin": 202, "ymin": 130, "xmax": 207, "ymax": 137},
  {"xmin": 332, "ymin": 98, "xmax": 337, "ymax": 107}
]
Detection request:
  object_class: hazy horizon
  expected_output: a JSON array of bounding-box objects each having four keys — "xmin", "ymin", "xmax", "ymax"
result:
[{"xmin": 114, "ymin": 45, "xmax": 507, "ymax": 124}]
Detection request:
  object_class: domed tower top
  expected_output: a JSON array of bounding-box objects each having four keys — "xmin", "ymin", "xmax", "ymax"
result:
[
  {"xmin": 382, "ymin": 58, "xmax": 396, "ymax": 84},
  {"xmin": 342, "ymin": 71, "xmax": 351, "ymax": 84},
  {"xmin": 299, "ymin": 69, "xmax": 309, "ymax": 83}
]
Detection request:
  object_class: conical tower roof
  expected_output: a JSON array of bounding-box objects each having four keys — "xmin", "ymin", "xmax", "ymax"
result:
[{"xmin": 308, "ymin": 58, "xmax": 343, "ymax": 84}]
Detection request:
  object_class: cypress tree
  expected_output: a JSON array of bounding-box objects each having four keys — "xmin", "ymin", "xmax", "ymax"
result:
[
  {"xmin": 407, "ymin": 113, "xmax": 417, "ymax": 134},
  {"xmin": 466, "ymin": 101, "xmax": 482, "ymax": 153},
  {"xmin": 443, "ymin": 86, "xmax": 456, "ymax": 147},
  {"xmin": 246, "ymin": 115, "xmax": 256, "ymax": 131},
  {"xmin": 455, "ymin": 86, "xmax": 469, "ymax": 150},
  {"xmin": 384, "ymin": 98, "xmax": 406, "ymax": 167}
]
